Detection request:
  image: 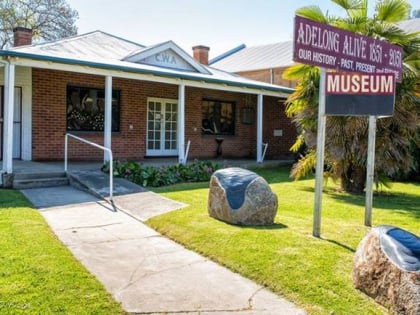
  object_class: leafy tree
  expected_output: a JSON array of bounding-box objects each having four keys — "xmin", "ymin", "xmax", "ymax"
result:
[
  {"xmin": 0, "ymin": 0, "xmax": 78, "ymax": 49},
  {"xmin": 284, "ymin": 0, "xmax": 420, "ymax": 193}
]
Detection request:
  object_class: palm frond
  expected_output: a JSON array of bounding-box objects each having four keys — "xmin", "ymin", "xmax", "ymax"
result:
[
  {"xmin": 282, "ymin": 64, "xmax": 312, "ymax": 81},
  {"xmin": 295, "ymin": 6, "xmax": 327, "ymax": 23},
  {"xmin": 333, "ymin": 16, "xmax": 368, "ymax": 33},
  {"xmin": 290, "ymin": 134, "xmax": 305, "ymax": 153},
  {"xmin": 290, "ymin": 150, "xmax": 317, "ymax": 180},
  {"xmin": 375, "ymin": 0, "xmax": 410, "ymax": 22},
  {"xmin": 331, "ymin": 0, "xmax": 363, "ymax": 11}
]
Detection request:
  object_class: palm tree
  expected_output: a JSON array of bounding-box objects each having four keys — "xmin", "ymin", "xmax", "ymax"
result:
[{"xmin": 284, "ymin": 0, "xmax": 420, "ymax": 193}]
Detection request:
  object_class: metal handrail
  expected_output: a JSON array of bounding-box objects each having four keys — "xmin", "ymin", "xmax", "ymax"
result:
[
  {"xmin": 261, "ymin": 142, "xmax": 268, "ymax": 163},
  {"xmin": 64, "ymin": 133, "xmax": 113, "ymax": 201},
  {"xmin": 183, "ymin": 140, "xmax": 191, "ymax": 165}
]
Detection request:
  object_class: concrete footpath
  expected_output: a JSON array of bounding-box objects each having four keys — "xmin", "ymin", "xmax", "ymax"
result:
[{"xmin": 21, "ymin": 184, "xmax": 306, "ymax": 315}]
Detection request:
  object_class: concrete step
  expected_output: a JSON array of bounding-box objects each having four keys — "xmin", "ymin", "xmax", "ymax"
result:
[
  {"xmin": 14, "ymin": 172, "xmax": 69, "ymax": 189},
  {"xmin": 14, "ymin": 172, "xmax": 67, "ymax": 180}
]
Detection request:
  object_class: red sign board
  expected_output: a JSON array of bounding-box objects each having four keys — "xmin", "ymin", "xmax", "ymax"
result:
[
  {"xmin": 293, "ymin": 16, "xmax": 403, "ymax": 82},
  {"xmin": 325, "ymin": 72, "xmax": 396, "ymax": 116}
]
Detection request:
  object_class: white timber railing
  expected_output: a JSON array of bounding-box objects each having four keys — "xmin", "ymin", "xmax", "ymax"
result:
[{"xmin": 64, "ymin": 133, "xmax": 114, "ymax": 201}]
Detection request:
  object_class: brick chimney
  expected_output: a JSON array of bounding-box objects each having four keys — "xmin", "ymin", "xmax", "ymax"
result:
[
  {"xmin": 13, "ymin": 27, "xmax": 32, "ymax": 47},
  {"xmin": 192, "ymin": 45, "xmax": 210, "ymax": 65}
]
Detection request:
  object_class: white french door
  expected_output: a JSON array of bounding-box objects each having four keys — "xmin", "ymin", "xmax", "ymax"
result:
[
  {"xmin": 146, "ymin": 98, "xmax": 178, "ymax": 156},
  {"xmin": 0, "ymin": 86, "xmax": 22, "ymax": 160}
]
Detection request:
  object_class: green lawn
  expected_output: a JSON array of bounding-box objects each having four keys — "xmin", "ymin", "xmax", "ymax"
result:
[
  {"xmin": 0, "ymin": 189, "xmax": 125, "ymax": 314},
  {"xmin": 147, "ymin": 166, "xmax": 420, "ymax": 315}
]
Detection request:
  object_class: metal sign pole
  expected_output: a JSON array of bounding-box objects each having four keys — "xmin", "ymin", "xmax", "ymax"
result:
[
  {"xmin": 365, "ymin": 115, "xmax": 377, "ymax": 226},
  {"xmin": 313, "ymin": 68, "xmax": 327, "ymax": 238}
]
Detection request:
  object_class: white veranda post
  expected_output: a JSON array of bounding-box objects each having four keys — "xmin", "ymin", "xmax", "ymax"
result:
[
  {"xmin": 178, "ymin": 84, "xmax": 185, "ymax": 164},
  {"xmin": 104, "ymin": 76, "xmax": 112, "ymax": 162},
  {"xmin": 3, "ymin": 63, "xmax": 15, "ymax": 174},
  {"xmin": 256, "ymin": 93, "xmax": 263, "ymax": 163}
]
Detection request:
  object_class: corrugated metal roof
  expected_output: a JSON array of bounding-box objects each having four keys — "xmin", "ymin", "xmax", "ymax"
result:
[
  {"xmin": 11, "ymin": 30, "xmax": 146, "ymax": 61},
  {"xmin": 210, "ymin": 41, "xmax": 294, "ymax": 72},
  {"xmin": 2, "ymin": 31, "xmax": 294, "ymax": 94},
  {"xmin": 397, "ymin": 18, "xmax": 420, "ymax": 34}
]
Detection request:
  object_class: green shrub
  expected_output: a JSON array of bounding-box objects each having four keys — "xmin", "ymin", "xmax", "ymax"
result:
[{"xmin": 101, "ymin": 160, "xmax": 220, "ymax": 187}]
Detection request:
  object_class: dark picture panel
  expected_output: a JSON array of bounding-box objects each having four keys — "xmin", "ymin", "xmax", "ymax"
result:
[
  {"xmin": 201, "ymin": 99, "xmax": 235, "ymax": 135},
  {"xmin": 66, "ymin": 86, "xmax": 120, "ymax": 132}
]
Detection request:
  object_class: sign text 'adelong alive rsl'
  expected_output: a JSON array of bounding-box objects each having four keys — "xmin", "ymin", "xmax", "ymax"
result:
[{"xmin": 293, "ymin": 15, "xmax": 403, "ymax": 82}]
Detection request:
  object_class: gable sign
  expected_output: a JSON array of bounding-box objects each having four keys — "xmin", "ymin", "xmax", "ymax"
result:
[
  {"xmin": 293, "ymin": 15, "xmax": 403, "ymax": 82},
  {"xmin": 140, "ymin": 49, "xmax": 196, "ymax": 71},
  {"xmin": 123, "ymin": 41, "xmax": 211, "ymax": 74},
  {"xmin": 325, "ymin": 72, "xmax": 396, "ymax": 116}
]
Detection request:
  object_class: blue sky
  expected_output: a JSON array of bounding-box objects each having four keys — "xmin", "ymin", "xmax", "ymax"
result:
[{"xmin": 66, "ymin": 0, "xmax": 418, "ymax": 58}]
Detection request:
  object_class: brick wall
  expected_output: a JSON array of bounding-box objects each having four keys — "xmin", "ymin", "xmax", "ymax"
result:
[
  {"xmin": 32, "ymin": 68, "xmax": 295, "ymax": 161},
  {"xmin": 262, "ymin": 99, "xmax": 296, "ymax": 159}
]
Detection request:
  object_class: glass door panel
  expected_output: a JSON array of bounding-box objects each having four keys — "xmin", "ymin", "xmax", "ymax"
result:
[{"xmin": 146, "ymin": 98, "xmax": 177, "ymax": 156}]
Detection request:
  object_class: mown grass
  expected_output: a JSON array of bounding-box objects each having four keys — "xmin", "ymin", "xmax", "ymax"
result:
[
  {"xmin": 0, "ymin": 189, "xmax": 125, "ymax": 314},
  {"xmin": 147, "ymin": 166, "xmax": 420, "ymax": 315}
]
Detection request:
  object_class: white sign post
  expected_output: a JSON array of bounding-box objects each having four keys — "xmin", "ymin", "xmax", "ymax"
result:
[
  {"xmin": 313, "ymin": 68, "xmax": 327, "ymax": 237},
  {"xmin": 365, "ymin": 115, "xmax": 377, "ymax": 226}
]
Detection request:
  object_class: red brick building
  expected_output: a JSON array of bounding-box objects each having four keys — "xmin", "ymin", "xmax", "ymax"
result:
[{"xmin": 0, "ymin": 29, "xmax": 296, "ymax": 178}]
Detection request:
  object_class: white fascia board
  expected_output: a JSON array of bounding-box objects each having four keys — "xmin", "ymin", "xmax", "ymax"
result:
[{"xmin": 10, "ymin": 57, "xmax": 288, "ymax": 98}]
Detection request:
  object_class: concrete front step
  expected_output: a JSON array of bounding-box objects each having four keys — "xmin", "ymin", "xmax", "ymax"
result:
[{"xmin": 13, "ymin": 172, "xmax": 69, "ymax": 189}]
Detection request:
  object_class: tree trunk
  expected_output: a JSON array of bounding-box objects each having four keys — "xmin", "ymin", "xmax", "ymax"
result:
[{"xmin": 341, "ymin": 163, "xmax": 366, "ymax": 194}]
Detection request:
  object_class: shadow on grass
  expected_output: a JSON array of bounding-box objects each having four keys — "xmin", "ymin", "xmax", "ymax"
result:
[
  {"xmin": 331, "ymin": 190, "xmax": 420, "ymax": 219},
  {"xmin": 297, "ymin": 183, "xmax": 420, "ymax": 220},
  {"xmin": 323, "ymin": 237, "xmax": 356, "ymax": 253},
  {"xmin": 218, "ymin": 221, "xmax": 288, "ymax": 230},
  {"xmin": 244, "ymin": 222, "xmax": 288, "ymax": 230}
]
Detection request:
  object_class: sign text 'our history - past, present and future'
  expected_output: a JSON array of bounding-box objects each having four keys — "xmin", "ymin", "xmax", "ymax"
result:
[{"xmin": 293, "ymin": 15, "xmax": 403, "ymax": 82}]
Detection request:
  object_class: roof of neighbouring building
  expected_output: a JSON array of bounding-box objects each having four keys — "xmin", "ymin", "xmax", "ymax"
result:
[
  {"xmin": 397, "ymin": 18, "xmax": 420, "ymax": 34},
  {"xmin": 210, "ymin": 41, "xmax": 294, "ymax": 73}
]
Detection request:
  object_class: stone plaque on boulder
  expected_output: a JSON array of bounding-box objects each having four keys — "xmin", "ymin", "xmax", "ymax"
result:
[
  {"xmin": 208, "ymin": 167, "xmax": 278, "ymax": 225},
  {"xmin": 353, "ymin": 225, "xmax": 420, "ymax": 315}
]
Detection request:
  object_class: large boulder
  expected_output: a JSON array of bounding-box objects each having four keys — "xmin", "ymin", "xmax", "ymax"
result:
[
  {"xmin": 208, "ymin": 167, "xmax": 277, "ymax": 225},
  {"xmin": 353, "ymin": 225, "xmax": 420, "ymax": 315}
]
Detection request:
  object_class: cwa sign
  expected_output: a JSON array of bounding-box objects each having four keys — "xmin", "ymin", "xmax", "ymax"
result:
[
  {"xmin": 293, "ymin": 15, "xmax": 403, "ymax": 82},
  {"xmin": 325, "ymin": 72, "xmax": 396, "ymax": 116}
]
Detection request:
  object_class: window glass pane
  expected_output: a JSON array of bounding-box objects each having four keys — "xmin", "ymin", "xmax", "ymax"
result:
[
  {"xmin": 66, "ymin": 86, "xmax": 120, "ymax": 132},
  {"xmin": 201, "ymin": 99, "xmax": 235, "ymax": 135}
]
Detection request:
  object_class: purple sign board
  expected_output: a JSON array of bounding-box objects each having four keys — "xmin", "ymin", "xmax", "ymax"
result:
[{"xmin": 293, "ymin": 15, "xmax": 403, "ymax": 82}]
